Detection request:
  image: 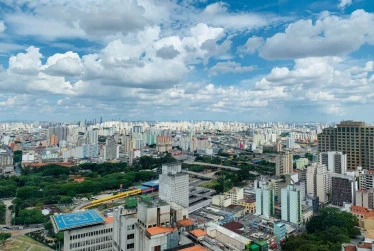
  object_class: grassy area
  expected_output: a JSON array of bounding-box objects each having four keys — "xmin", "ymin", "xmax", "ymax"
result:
[
  {"xmin": 199, "ymin": 179, "xmax": 218, "ymax": 189},
  {"xmin": 9, "ymin": 236, "xmax": 52, "ymax": 251},
  {"xmin": 30, "ymin": 246, "xmax": 51, "ymax": 251},
  {"xmin": 1, "ymin": 240, "xmax": 30, "ymax": 251}
]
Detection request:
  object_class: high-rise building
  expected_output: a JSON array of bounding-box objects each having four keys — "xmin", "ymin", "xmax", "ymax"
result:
[
  {"xmin": 306, "ymin": 162, "xmax": 331, "ymax": 203},
  {"xmin": 275, "ymin": 152, "xmax": 293, "ymax": 176},
  {"xmin": 113, "ymin": 207, "xmax": 137, "ymax": 251},
  {"xmin": 318, "ymin": 121, "xmax": 374, "ymax": 170},
  {"xmin": 105, "ymin": 137, "xmax": 118, "ymax": 161},
  {"xmin": 330, "ymin": 173, "xmax": 356, "ymax": 207},
  {"xmin": 281, "ymin": 185, "xmax": 302, "ymax": 224},
  {"xmin": 159, "ymin": 163, "xmax": 189, "ymax": 208},
  {"xmin": 285, "ymin": 138, "xmax": 295, "ymax": 149},
  {"xmin": 319, "ymin": 151, "xmax": 347, "ymax": 174},
  {"xmin": 255, "ymin": 185, "xmax": 274, "ymax": 219},
  {"xmin": 359, "ymin": 170, "xmax": 374, "ymax": 190},
  {"xmin": 134, "ymin": 196, "xmax": 179, "ymax": 251},
  {"xmin": 356, "ymin": 189, "xmax": 374, "ymax": 209}
]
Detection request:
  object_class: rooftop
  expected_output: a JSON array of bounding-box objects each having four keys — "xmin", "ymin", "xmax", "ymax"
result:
[
  {"xmin": 146, "ymin": 226, "xmax": 176, "ymax": 236},
  {"xmin": 179, "ymin": 245, "xmax": 208, "ymax": 251},
  {"xmin": 177, "ymin": 219, "xmax": 194, "ymax": 227},
  {"xmin": 190, "ymin": 229, "xmax": 207, "ymax": 238},
  {"xmin": 52, "ymin": 209, "xmax": 105, "ymax": 231}
]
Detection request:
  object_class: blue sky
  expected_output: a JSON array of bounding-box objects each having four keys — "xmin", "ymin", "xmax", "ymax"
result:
[{"xmin": 0, "ymin": 0, "xmax": 374, "ymax": 122}]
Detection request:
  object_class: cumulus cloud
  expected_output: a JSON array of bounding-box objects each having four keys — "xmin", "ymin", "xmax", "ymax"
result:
[
  {"xmin": 338, "ymin": 0, "xmax": 352, "ymax": 10},
  {"xmin": 259, "ymin": 10, "xmax": 374, "ymax": 59},
  {"xmin": 8, "ymin": 46, "xmax": 42, "ymax": 75},
  {"xmin": 209, "ymin": 61, "xmax": 255, "ymax": 75},
  {"xmin": 43, "ymin": 51, "xmax": 84, "ymax": 77}
]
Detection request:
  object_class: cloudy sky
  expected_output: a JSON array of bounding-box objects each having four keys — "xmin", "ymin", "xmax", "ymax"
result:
[{"xmin": 0, "ymin": 0, "xmax": 373, "ymax": 122}]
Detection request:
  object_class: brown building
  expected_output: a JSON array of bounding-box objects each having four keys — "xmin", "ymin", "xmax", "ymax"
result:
[
  {"xmin": 275, "ymin": 152, "xmax": 293, "ymax": 176},
  {"xmin": 318, "ymin": 121, "xmax": 374, "ymax": 170}
]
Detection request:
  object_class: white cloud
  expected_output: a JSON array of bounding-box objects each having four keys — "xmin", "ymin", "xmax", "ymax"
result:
[
  {"xmin": 209, "ymin": 61, "xmax": 255, "ymax": 75},
  {"xmin": 259, "ymin": 10, "xmax": 374, "ymax": 59},
  {"xmin": 238, "ymin": 36, "xmax": 264, "ymax": 55},
  {"xmin": 43, "ymin": 51, "xmax": 84, "ymax": 77},
  {"xmin": 8, "ymin": 46, "xmax": 42, "ymax": 74},
  {"xmin": 338, "ymin": 0, "xmax": 352, "ymax": 10},
  {"xmin": 0, "ymin": 21, "xmax": 5, "ymax": 33}
]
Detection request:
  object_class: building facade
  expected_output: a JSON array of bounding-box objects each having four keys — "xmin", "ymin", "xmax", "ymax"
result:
[
  {"xmin": 318, "ymin": 121, "xmax": 374, "ymax": 170},
  {"xmin": 255, "ymin": 186, "xmax": 274, "ymax": 219},
  {"xmin": 275, "ymin": 152, "xmax": 293, "ymax": 176},
  {"xmin": 281, "ymin": 185, "xmax": 302, "ymax": 224},
  {"xmin": 319, "ymin": 151, "xmax": 347, "ymax": 174},
  {"xmin": 331, "ymin": 173, "xmax": 356, "ymax": 207},
  {"xmin": 159, "ymin": 163, "xmax": 189, "ymax": 208}
]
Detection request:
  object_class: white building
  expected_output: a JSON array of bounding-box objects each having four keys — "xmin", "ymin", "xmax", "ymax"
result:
[
  {"xmin": 306, "ymin": 162, "xmax": 331, "ymax": 203},
  {"xmin": 285, "ymin": 138, "xmax": 295, "ymax": 149},
  {"xmin": 113, "ymin": 207, "xmax": 137, "ymax": 251},
  {"xmin": 159, "ymin": 163, "xmax": 189, "ymax": 208},
  {"xmin": 281, "ymin": 185, "xmax": 302, "ymax": 224},
  {"xmin": 255, "ymin": 185, "xmax": 274, "ymax": 219},
  {"xmin": 51, "ymin": 210, "xmax": 113, "ymax": 251},
  {"xmin": 359, "ymin": 170, "xmax": 374, "ymax": 190},
  {"xmin": 319, "ymin": 151, "xmax": 347, "ymax": 174}
]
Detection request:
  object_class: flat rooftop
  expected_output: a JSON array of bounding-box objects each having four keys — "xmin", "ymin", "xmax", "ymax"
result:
[{"xmin": 52, "ymin": 209, "xmax": 105, "ymax": 231}]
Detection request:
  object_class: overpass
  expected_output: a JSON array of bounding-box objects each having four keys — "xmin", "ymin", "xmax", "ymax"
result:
[
  {"xmin": 183, "ymin": 170, "xmax": 213, "ymax": 179},
  {"xmin": 184, "ymin": 161, "xmax": 240, "ymax": 171},
  {"xmin": 81, "ymin": 189, "xmax": 141, "ymax": 210}
]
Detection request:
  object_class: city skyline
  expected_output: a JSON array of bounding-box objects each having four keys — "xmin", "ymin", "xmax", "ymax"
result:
[{"xmin": 0, "ymin": 0, "xmax": 374, "ymax": 122}]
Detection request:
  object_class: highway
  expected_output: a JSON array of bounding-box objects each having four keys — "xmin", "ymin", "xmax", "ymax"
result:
[{"xmin": 184, "ymin": 161, "xmax": 240, "ymax": 171}]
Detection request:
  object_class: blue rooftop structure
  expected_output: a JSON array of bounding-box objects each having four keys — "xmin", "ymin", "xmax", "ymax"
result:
[
  {"xmin": 52, "ymin": 209, "xmax": 105, "ymax": 231},
  {"xmin": 142, "ymin": 179, "xmax": 159, "ymax": 188}
]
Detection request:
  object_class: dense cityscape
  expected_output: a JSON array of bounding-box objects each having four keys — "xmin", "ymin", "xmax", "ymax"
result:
[
  {"xmin": 1, "ymin": 0, "xmax": 374, "ymax": 250},
  {"xmin": 0, "ymin": 120, "xmax": 371, "ymax": 251}
]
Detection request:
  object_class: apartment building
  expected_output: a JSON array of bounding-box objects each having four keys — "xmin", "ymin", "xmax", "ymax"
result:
[
  {"xmin": 275, "ymin": 152, "xmax": 293, "ymax": 176},
  {"xmin": 318, "ymin": 121, "xmax": 374, "ymax": 170}
]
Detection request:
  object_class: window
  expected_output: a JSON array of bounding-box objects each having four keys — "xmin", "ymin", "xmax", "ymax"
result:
[
  {"xmin": 127, "ymin": 243, "xmax": 134, "ymax": 249},
  {"xmin": 127, "ymin": 234, "xmax": 134, "ymax": 239}
]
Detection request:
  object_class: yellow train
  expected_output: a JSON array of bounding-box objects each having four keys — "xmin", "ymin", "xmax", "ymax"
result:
[{"xmin": 81, "ymin": 189, "xmax": 142, "ymax": 210}]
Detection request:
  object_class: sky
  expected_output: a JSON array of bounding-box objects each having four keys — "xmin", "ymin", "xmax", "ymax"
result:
[{"xmin": 0, "ymin": 0, "xmax": 373, "ymax": 122}]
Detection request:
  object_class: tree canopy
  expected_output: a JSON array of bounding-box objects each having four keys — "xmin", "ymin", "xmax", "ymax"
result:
[{"xmin": 282, "ymin": 207, "xmax": 360, "ymax": 251}]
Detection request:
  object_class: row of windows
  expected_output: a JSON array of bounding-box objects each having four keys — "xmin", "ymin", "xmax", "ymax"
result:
[
  {"xmin": 70, "ymin": 235, "xmax": 113, "ymax": 249},
  {"xmin": 70, "ymin": 241, "xmax": 112, "ymax": 250},
  {"xmin": 70, "ymin": 228, "xmax": 113, "ymax": 240}
]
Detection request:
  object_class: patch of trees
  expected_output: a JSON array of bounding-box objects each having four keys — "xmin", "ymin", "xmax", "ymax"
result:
[
  {"xmin": 0, "ymin": 203, "xmax": 5, "ymax": 224},
  {"xmin": 13, "ymin": 150, "xmax": 22, "ymax": 163},
  {"xmin": 13, "ymin": 208, "xmax": 46, "ymax": 225},
  {"xmin": 213, "ymin": 168, "xmax": 256, "ymax": 193},
  {"xmin": 282, "ymin": 208, "xmax": 360, "ymax": 251}
]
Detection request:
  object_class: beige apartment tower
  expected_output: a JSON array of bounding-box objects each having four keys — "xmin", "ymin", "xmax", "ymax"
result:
[
  {"xmin": 318, "ymin": 121, "xmax": 374, "ymax": 170},
  {"xmin": 275, "ymin": 152, "xmax": 293, "ymax": 176}
]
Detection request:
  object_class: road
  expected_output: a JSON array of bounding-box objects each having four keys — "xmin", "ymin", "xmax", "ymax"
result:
[
  {"xmin": 1, "ymin": 198, "xmax": 13, "ymax": 226},
  {"xmin": 184, "ymin": 161, "xmax": 241, "ymax": 171}
]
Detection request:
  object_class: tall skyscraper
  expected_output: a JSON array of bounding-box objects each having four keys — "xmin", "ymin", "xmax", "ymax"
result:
[
  {"xmin": 319, "ymin": 151, "xmax": 347, "ymax": 174},
  {"xmin": 318, "ymin": 121, "xmax": 374, "ymax": 170},
  {"xmin": 275, "ymin": 152, "xmax": 293, "ymax": 176},
  {"xmin": 159, "ymin": 163, "xmax": 189, "ymax": 208},
  {"xmin": 281, "ymin": 185, "xmax": 302, "ymax": 224}
]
